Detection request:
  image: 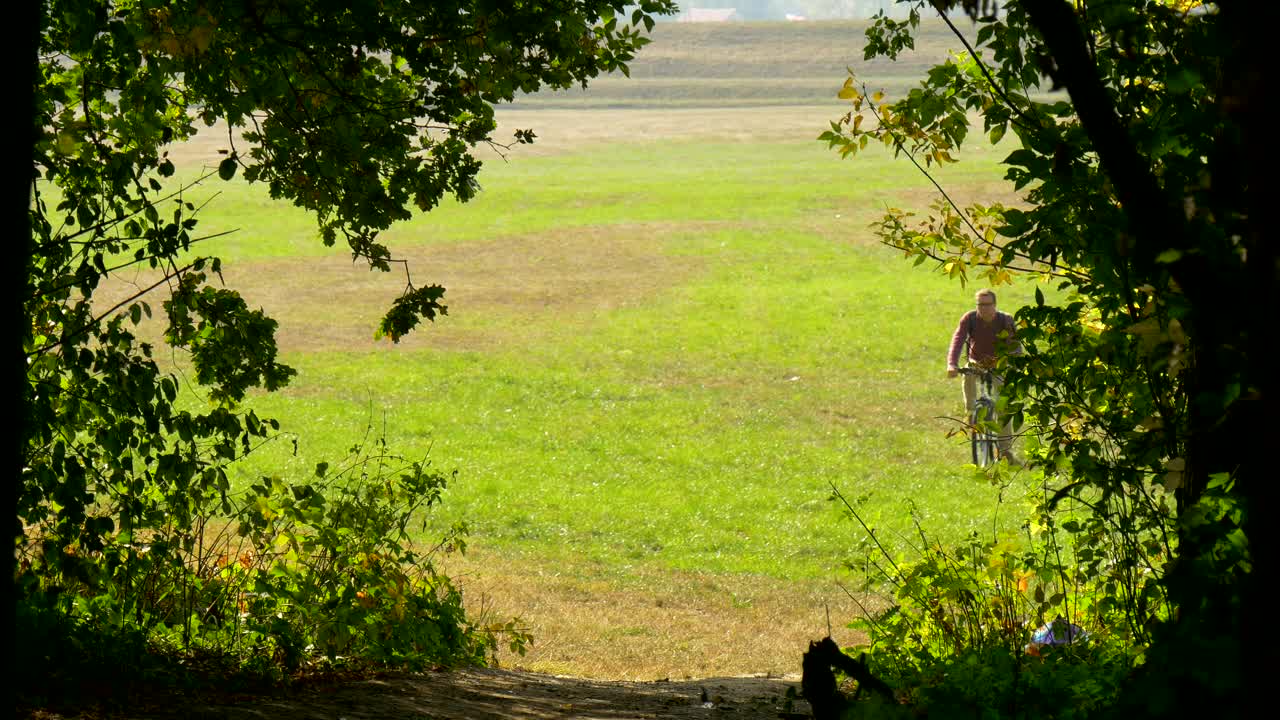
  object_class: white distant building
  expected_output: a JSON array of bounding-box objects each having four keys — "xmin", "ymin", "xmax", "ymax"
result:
[
  {"xmin": 678, "ymin": 7, "xmax": 743, "ymax": 22},
  {"xmin": 785, "ymin": 13, "xmax": 807, "ymax": 21}
]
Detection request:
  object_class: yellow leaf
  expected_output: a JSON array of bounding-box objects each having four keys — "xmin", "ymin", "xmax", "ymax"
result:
[
  {"xmin": 56, "ymin": 132, "xmax": 80, "ymax": 154},
  {"xmin": 1162, "ymin": 457, "xmax": 1184, "ymax": 492},
  {"xmin": 872, "ymin": 91, "xmax": 884, "ymax": 103},
  {"xmin": 838, "ymin": 86, "xmax": 858, "ymax": 100},
  {"xmin": 1124, "ymin": 317, "xmax": 1162, "ymax": 337},
  {"xmin": 191, "ymin": 26, "xmax": 215, "ymax": 54}
]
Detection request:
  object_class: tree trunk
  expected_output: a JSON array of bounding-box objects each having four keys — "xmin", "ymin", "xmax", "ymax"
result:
[
  {"xmin": 1020, "ymin": 1, "xmax": 1265, "ymax": 715},
  {"xmin": 7, "ymin": 0, "xmax": 42, "ymax": 711}
]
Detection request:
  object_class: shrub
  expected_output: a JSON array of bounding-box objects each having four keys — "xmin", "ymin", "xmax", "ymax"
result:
[
  {"xmin": 830, "ymin": 478, "xmax": 1144, "ymax": 719},
  {"xmin": 16, "ymin": 427, "xmax": 528, "ymax": 701}
]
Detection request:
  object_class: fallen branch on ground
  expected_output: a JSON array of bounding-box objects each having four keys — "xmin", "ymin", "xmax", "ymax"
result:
[{"xmin": 801, "ymin": 637, "xmax": 895, "ymax": 719}]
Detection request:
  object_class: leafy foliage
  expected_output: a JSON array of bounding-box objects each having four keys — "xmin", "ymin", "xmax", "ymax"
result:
[
  {"xmin": 23, "ymin": 0, "xmax": 673, "ymax": 684},
  {"xmin": 224, "ymin": 436, "xmax": 529, "ymax": 671},
  {"xmin": 832, "ymin": 485, "xmax": 1137, "ymax": 719},
  {"xmin": 18, "ymin": 432, "xmax": 527, "ymax": 696},
  {"xmin": 824, "ymin": 0, "xmax": 1263, "ymax": 715}
]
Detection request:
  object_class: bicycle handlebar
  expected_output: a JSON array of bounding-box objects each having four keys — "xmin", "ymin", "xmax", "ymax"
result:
[{"xmin": 956, "ymin": 367, "xmax": 1004, "ymax": 388}]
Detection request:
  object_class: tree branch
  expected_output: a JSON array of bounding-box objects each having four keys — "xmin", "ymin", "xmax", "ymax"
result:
[
  {"xmin": 1019, "ymin": 0, "xmax": 1184, "ymax": 272},
  {"xmin": 29, "ymin": 261, "xmax": 202, "ymax": 358},
  {"xmin": 931, "ymin": 2, "xmax": 1042, "ymax": 135}
]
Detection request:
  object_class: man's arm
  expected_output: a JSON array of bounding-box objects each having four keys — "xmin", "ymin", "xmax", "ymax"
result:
[{"xmin": 946, "ymin": 312, "xmax": 970, "ymax": 377}]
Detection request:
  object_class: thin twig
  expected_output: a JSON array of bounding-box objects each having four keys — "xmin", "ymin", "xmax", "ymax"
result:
[
  {"xmin": 28, "ymin": 260, "xmax": 203, "ymax": 358},
  {"xmin": 932, "ymin": 4, "xmax": 1042, "ymax": 134},
  {"xmin": 835, "ymin": 579, "xmax": 885, "ymax": 638},
  {"xmin": 829, "ymin": 482, "xmax": 903, "ymax": 580},
  {"xmin": 863, "ymin": 87, "xmax": 986, "ymax": 242}
]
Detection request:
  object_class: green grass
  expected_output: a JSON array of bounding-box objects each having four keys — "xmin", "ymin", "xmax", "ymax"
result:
[
  {"xmin": 131, "ymin": 19, "xmax": 1054, "ymax": 593},
  {"xmin": 178, "ymin": 125, "xmax": 1045, "ymax": 584},
  {"xmin": 184, "ymin": 136, "xmax": 1014, "ymax": 254},
  {"xmin": 43, "ymin": 15, "xmax": 1082, "ymax": 680}
]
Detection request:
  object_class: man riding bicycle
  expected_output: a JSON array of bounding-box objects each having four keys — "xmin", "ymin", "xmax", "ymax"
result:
[{"xmin": 946, "ymin": 288, "xmax": 1023, "ymax": 465}]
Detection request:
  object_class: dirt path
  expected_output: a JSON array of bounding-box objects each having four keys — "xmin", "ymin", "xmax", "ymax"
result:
[{"xmin": 151, "ymin": 669, "xmax": 808, "ymax": 720}]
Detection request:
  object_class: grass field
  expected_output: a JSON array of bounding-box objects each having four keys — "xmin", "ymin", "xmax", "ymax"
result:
[{"xmin": 136, "ymin": 18, "xmax": 1048, "ymax": 680}]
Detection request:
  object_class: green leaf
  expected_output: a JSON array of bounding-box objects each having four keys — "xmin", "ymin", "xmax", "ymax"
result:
[
  {"xmin": 218, "ymin": 156, "xmax": 238, "ymax": 181},
  {"xmin": 1166, "ymin": 68, "xmax": 1201, "ymax": 94},
  {"xmin": 1004, "ymin": 148, "xmax": 1038, "ymax": 168}
]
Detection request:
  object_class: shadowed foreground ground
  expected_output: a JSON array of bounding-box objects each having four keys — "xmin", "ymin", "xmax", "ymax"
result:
[{"xmin": 28, "ymin": 669, "xmax": 809, "ymax": 719}]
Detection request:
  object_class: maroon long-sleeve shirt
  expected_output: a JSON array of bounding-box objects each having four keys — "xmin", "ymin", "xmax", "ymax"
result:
[{"xmin": 947, "ymin": 310, "xmax": 1020, "ymax": 370}]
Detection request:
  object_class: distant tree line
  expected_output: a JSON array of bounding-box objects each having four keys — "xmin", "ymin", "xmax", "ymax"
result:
[{"xmin": 668, "ymin": 1, "xmax": 916, "ymax": 21}]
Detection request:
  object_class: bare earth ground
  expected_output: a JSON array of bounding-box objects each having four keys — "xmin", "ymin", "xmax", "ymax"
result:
[
  {"xmin": 170, "ymin": 670, "xmax": 809, "ymax": 720},
  {"xmin": 26, "ymin": 670, "xmax": 810, "ymax": 720}
]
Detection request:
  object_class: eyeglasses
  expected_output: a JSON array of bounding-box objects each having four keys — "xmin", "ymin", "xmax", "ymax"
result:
[{"xmin": 977, "ymin": 301, "xmax": 995, "ymax": 307}]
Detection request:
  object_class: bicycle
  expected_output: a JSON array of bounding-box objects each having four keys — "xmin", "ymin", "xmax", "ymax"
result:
[{"xmin": 957, "ymin": 367, "xmax": 1001, "ymax": 467}]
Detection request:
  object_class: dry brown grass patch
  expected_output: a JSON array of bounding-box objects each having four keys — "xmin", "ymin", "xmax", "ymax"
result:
[
  {"xmin": 165, "ymin": 106, "xmax": 847, "ymax": 173},
  {"xmin": 242, "ymin": 222, "xmax": 709, "ymax": 354},
  {"xmin": 441, "ymin": 548, "xmax": 869, "ymax": 682},
  {"xmin": 487, "ymin": 105, "xmax": 843, "ymax": 157},
  {"xmin": 95, "ymin": 222, "xmax": 721, "ymax": 355}
]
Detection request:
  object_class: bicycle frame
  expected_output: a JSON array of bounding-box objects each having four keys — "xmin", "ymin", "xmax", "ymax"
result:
[{"xmin": 958, "ymin": 367, "xmax": 1000, "ymax": 467}]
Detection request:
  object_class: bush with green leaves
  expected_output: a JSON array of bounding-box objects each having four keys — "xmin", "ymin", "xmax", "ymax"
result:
[
  {"xmin": 831, "ymin": 478, "xmax": 1148, "ymax": 719},
  {"xmin": 17, "ymin": 427, "xmax": 529, "ymax": 694},
  {"xmin": 224, "ymin": 435, "xmax": 531, "ymax": 671},
  {"xmin": 835, "ymin": 643, "xmax": 1132, "ymax": 720}
]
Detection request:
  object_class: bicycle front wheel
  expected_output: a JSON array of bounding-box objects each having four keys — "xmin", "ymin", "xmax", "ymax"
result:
[{"xmin": 971, "ymin": 401, "xmax": 998, "ymax": 467}]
